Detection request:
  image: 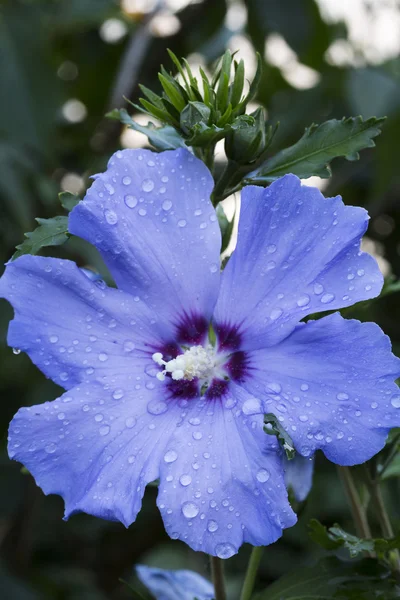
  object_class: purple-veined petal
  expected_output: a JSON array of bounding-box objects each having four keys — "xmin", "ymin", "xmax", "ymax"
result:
[
  {"xmin": 241, "ymin": 313, "xmax": 400, "ymax": 465},
  {"xmin": 0, "ymin": 255, "xmax": 174, "ymax": 389},
  {"xmin": 213, "ymin": 175, "xmax": 383, "ymax": 350},
  {"xmin": 8, "ymin": 382, "xmax": 182, "ymax": 526},
  {"xmin": 284, "ymin": 455, "xmax": 314, "ymax": 502},
  {"xmin": 136, "ymin": 565, "xmax": 214, "ymax": 600},
  {"xmin": 157, "ymin": 383, "xmax": 296, "ymax": 557},
  {"xmin": 69, "ymin": 148, "xmax": 221, "ymax": 329}
]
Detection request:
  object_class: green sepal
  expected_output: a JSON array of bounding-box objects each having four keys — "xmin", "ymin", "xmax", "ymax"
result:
[
  {"xmin": 216, "ymin": 204, "xmax": 235, "ymax": 254},
  {"xmin": 106, "ymin": 108, "xmax": 185, "ymax": 151},
  {"xmin": 247, "ymin": 116, "xmax": 386, "ymax": 183},
  {"xmin": 225, "ymin": 109, "xmax": 266, "ymax": 164},
  {"xmin": 158, "ymin": 72, "xmax": 186, "ymax": 112},
  {"xmin": 180, "ymin": 101, "xmax": 211, "ymax": 135},
  {"xmin": 59, "ymin": 191, "xmax": 80, "ymax": 212},
  {"xmin": 263, "ymin": 413, "xmax": 295, "ymax": 459},
  {"xmin": 12, "ymin": 216, "xmax": 70, "ymax": 259}
]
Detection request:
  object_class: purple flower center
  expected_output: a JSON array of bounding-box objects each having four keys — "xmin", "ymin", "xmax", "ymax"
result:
[{"xmin": 153, "ymin": 318, "xmax": 249, "ymax": 401}]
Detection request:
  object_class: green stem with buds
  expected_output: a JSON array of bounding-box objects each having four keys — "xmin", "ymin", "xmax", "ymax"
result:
[
  {"xmin": 210, "ymin": 556, "xmax": 227, "ymax": 600},
  {"xmin": 240, "ymin": 546, "xmax": 264, "ymax": 600}
]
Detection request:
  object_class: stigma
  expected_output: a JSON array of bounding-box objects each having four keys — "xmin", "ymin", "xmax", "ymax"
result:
[{"xmin": 152, "ymin": 345, "xmax": 218, "ymax": 382}]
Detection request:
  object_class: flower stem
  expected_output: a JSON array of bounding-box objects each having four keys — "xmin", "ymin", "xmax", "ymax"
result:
[
  {"xmin": 210, "ymin": 556, "xmax": 227, "ymax": 600},
  {"xmin": 337, "ymin": 466, "xmax": 373, "ymax": 544},
  {"xmin": 239, "ymin": 546, "xmax": 264, "ymax": 600},
  {"xmin": 363, "ymin": 464, "xmax": 400, "ymax": 573}
]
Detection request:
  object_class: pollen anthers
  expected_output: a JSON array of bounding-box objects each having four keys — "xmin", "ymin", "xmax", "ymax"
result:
[{"xmin": 152, "ymin": 345, "xmax": 217, "ymax": 382}]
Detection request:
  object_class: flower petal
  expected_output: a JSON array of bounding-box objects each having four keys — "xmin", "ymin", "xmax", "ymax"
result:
[
  {"xmin": 157, "ymin": 384, "xmax": 296, "ymax": 557},
  {"xmin": 0, "ymin": 255, "xmax": 173, "ymax": 388},
  {"xmin": 136, "ymin": 566, "xmax": 214, "ymax": 600},
  {"xmin": 284, "ymin": 455, "xmax": 314, "ymax": 502},
  {"xmin": 214, "ymin": 176, "xmax": 383, "ymax": 350},
  {"xmin": 8, "ymin": 382, "xmax": 182, "ymax": 526},
  {"xmin": 69, "ymin": 148, "xmax": 221, "ymax": 326},
  {"xmin": 242, "ymin": 313, "xmax": 400, "ymax": 465}
]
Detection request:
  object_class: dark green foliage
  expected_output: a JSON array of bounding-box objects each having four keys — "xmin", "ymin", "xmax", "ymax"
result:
[{"xmin": 13, "ymin": 217, "xmax": 70, "ymax": 259}]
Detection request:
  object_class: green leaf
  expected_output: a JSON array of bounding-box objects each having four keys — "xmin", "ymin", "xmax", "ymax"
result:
[
  {"xmin": 264, "ymin": 413, "xmax": 295, "ymax": 459},
  {"xmin": 309, "ymin": 520, "xmax": 375, "ymax": 557},
  {"xmin": 247, "ymin": 116, "xmax": 386, "ymax": 183},
  {"xmin": 13, "ymin": 216, "xmax": 70, "ymax": 259},
  {"xmin": 255, "ymin": 557, "xmax": 398, "ymax": 600},
  {"xmin": 230, "ymin": 59, "xmax": 245, "ymax": 107},
  {"xmin": 59, "ymin": 191, "xmax": 80, "ymax": 212},
  {"xmin": 107, "ymin": 109, "xmax": 185, "ymax": 151}
]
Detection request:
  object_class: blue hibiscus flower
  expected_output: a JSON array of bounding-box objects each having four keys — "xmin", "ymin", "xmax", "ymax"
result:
[
  {"xmin": 1, "ymin": 148, "xmax": 399, "ymax": 558},
  {"xmin": 136, "ymin": 565, "xmax": 214, "ymax": 600}
]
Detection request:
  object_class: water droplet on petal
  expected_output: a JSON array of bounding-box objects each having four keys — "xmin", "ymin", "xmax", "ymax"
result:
[
  {"xmin": 147, "ymin": 400, "xmax": 168, "ymax": 415},
  {"xmin": 337, "ymin": 392, "xmax": 349, "ymax": 400},
  {"xmin": 179, "ymin": 474, "xmax": 192, "ymax": 486},
  {"xmin": 12, "ymin": 348, "xmax": 21, "ymax": 355},
  {"xmin": 256, "ymin": 469, "xmax": 270, "ymax": 482},
  {"xmin": 125, "ymin": 417, "xmax": 136, "ymax": 428},
  {"xmin": 98, "ymin": 353, "xmax": 108, "ymax": 362},
  {"xmin": 182, "ymin": 502, "xmax": 199, "ymax": 518},
  {"xmin": 49, "ymin": 335, "xmax": 59, "ymax": 344},
  {"xmin": 178, "ymin": 219, "xmax": 187, "ymax": 228},
  {"xmin": 104, "ymin": 209, "xmax": 118, "ymax": 225},
  {"xmin": 270, "ymin": 308, "xmax": 283, "ymax": 321},
  {"xmin": 320, "ymin": 293, "xmax": 335, "ymax": 304},
  {"xmin": 391, "ymin": 395, "xmax": 400, "ymax": 408},
  {"xmin": 242, "ymin": 397, "xmax": 261, "ymax": 415},
  {"xmin": 124, "ymin": 195, "xmax": 137, "ymax": 208},
  {"xmin": 162, "ymin": 200, "xmax": 172, "ymax": 211},
  {"xmin": 164, "ymin": 450, "xmax": 178, "ymax": 463},
  {"xmin": 122, "ymin": 176, "xmax": 131, "ymax": 185},
  {"xmin": 142, "ymin": 179, "xmax": 154, "ymax": 192},
  {"xmin": 313, "ymin": 283, "xmax": 324, "ymax": 295},
  {"xmin": 45, "ymin": 443, "xmax": 57, "ymax": 454},
  {"xmin": 207, "ymin": 520, "xmax": 218, "ymax": 532},
  {"xmin": 297, "ymin": 294, "xmax": 310, "ymax": 307},
  {"xmin": 215, "ymin": 542, "xmax": 236, "ymax": 559},
  {"xmin": 112, "ymin": 389, "xmax": 124, "ymax": 400},
  {"xmin": 99, "ymin": 425, "xmax": 110, "ymax": 436}
]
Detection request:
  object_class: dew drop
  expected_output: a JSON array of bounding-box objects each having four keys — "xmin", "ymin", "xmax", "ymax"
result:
[
  {"xmin": 182, "ymin": 502, "xmax": 199, "ymax": 519},
  {"xmin": 297, "ymin": 294, "xmax": 310, "ymax": 307},
  {"xmin": 138, "ymin": 208, "xmax": 147, "ymax": 217},
  {"xmin": 45, "ymin": 443, "xmax": 57, "ymax": 454},
  {"xmin": 179, "ymin": 474, "xmax": 192, "ymax": 486},
  {"xmin": 94, "ymin": 413, "xmax": 103, "ymax": 422},
  {"xmin": 256, "ymin": 468, "xmax": 270, "ymax": 483},
  {"xmin": 178, "ymin": 219, "xmax": 187, "ymax": 228},
  {"xmin": 270, "ymin": 308, "xmax": 283, "ymax": 321},
  {"xmin": 98, "ymin": 353, "xmax": 108, "ymax": 362},
  {"xmin": 337, "ymin": 392, "xmax": 349, "ymax": 401},
  {"xmin": 210, "ymin": 263, "xmax": 219, "ymax": 273},
  {"xmin": 313, "ymin": 283, "xmax": 324, "ymax": 295},
  {"xmin": 99, "ymin": 425, "xmax": 110, "ymax": 436},
  {"xmin": 113, "ymin": 389, "xmax": 124, "ymax": 400},
  {"xmin": 49, "ymin": 335, "xmax": 59, "ymax": 344},
  {"xmin": 125, "ymin": 417, "xmax": 136, "ymax": 428},
  {"xmin": 148, "ymin": 400, "xmax": 168, "ymax": 415},
  {"xmin": 123, "ymin": 340, "xmax": 135, "ymax": 352},
  {"xmin": 242, "ymin": 397, "xmax": 261, "ymax": 415},
  {"xmin": 142, "ymin": 179, "xmax": 154, "ymax": 192},
  {"xmin": 164, "ymin": 450, "xmax": 178, "ymax": 463},
  {"xmin": 124, "ymin": 195, "xmax": 137, "ymax": 208},
  {"xmin": 215, "ymin": 543, "xmax": 236, "ymax": 559},
  {"xmin": 104, "ymin": 209, "xmax": 118, "ymax": 225},
  {"xmin": 208, "ymin": 520, "xmax": 218, "ymax": 532},
  {"xmin": 267, "ymin": 244, "xmax": 276, "ymax": 254},
  {"xmin": 300, "ymin": 384, "xmax": 309, "ymax": 391},
  {"xmin": 391, "ymin": 395, "xmax": 400, "ymax": 408},
  {"xmin": 12, "ymin": 348, "xmax": 21, "ymax": 355},
  {"xmin": 320, "ymin": 293, "xmax": 335, "ymax": 304},
  {"xmin": 162, "ymin": 200, "xmax": 172, "ymax": 211},
  {"xmin": 57, "ymin": 412, "xmax": 65, "ymax": 420},
  {"xmin": 122, "ymin": 176, "xmax": 131, "ymax": 185}
]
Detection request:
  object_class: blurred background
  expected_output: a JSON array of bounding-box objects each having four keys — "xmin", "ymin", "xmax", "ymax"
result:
[{"xmin": 1, "ymin": 0, "xmax": 400, "ymax": 597}]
